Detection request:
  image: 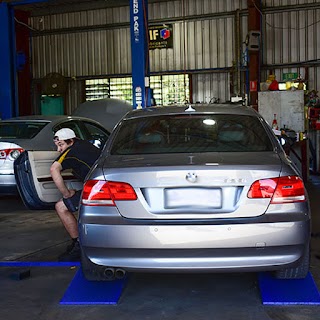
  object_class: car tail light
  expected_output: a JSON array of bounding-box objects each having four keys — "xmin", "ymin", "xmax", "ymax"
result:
[
  {"xmin": 0, "ymin": 148, "xmax": 24, "ymax": 160},
  {"xmin": 81, "ymin": 180, "xmax": 137, "ymax": 206},
  {"xmin": 247, "ymin": 176, "xmax": 306, "ymax": 203}
]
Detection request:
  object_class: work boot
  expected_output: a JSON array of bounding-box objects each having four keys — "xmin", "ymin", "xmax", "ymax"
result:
[
  {"xmin": 58, "ymin": 240, "xmax": 81, "ymax": 262},
  {"xmin": 66, "ymin": 238, "xmax": 78, "ymax": 252}
]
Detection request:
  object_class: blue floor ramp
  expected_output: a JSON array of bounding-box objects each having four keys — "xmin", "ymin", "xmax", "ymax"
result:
[
  {"xmin": 258, "ymin": 272, "xmax": 320, "ymax": 305},
  {"xmin": 61, "ymin": 269, "xmax": 320, "ymax": 305},
  {"xmin": 0, "ymin": 261, "xmax": 80, "ymax": 267},
  {"xmin": 60, "ymin": 268, "xmax": 128, "ymax": 305}
]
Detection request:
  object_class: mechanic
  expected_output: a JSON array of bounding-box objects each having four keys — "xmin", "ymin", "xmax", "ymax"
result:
[{"xmin": 51, "ymin": 128, "xmax": 101, "ymax": 262}]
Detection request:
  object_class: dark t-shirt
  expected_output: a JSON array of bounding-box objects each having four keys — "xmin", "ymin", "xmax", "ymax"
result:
[{"xmin": 54, "ymin": 139, "xmax": 101, "ymax": 182}]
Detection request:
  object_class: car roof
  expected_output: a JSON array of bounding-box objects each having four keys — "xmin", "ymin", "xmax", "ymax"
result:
[
  {"xmin": 2, "ymin": 114, "xmax": 105, "ymax": 126},
  {"xmin": 4, "ymin": 115, "xmax": 83, "ymax": 121},
  {"xmin": 122, "ymin": 104, "xmax": 259, "ymax": 120}
]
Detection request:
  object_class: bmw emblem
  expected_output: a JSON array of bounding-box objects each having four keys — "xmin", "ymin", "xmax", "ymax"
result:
[{"xmin": 186, "ymin": 172, "xmax": 197, "ymax": 183}]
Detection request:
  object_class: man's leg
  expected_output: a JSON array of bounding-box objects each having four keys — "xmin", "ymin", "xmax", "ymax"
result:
[
  {"xmin": 55, "ymin": 191, "xmax": 82, "ymax": 261},
  {"xmin": 55, "ymin": 200, "xmax": 78, "ymax": 239}
]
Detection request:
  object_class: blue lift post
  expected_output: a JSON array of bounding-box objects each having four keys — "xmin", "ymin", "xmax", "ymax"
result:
[
  {"xmin": 1, "ymin": 0, "xmax": 150, "ymax": 117},
  {"xmin": 0, "ymin": 2, "xmax": 17, "ymax": 120},
  {"xmin": 130, "ymin": 0, "xmax": 151, "ymax": 109},
  {"xmin": 0, "ymin": 0, "xmax": 48, "ymax": 120}
]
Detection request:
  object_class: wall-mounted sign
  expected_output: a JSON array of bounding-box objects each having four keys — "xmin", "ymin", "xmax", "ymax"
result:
[
  {"xmin": 282, "ymin": 72, "xmax": 298, "ymax": 81},
  {"xmin": 135, "ymin": 86, "xmax": 143, "ymax": 109},
  {"xmin": 250, "ymin": 80, "xmax": 257, "ymax": 92},
  {"xmin": 149, "ymin": 24, "xmax": 173, "ymax": 50}
]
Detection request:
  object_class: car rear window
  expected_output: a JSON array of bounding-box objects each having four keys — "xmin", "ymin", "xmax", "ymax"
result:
[
  {"xmin": 111, "ymin": 114, "xmax": 274, "ymax": 155},
  {"xmin": 0, "ymin": 121, "xmax": 48, "ymax": 139}
]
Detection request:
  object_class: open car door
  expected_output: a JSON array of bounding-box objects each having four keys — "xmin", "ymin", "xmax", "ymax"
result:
[{"xmin": 14, "ymin": 151, "xmax": 82, "ymax": 210}]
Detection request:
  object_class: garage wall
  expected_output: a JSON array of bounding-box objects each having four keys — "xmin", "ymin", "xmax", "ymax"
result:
[
  {"xmin": 28, "ymin": 0, "xmax": 320, "ymax": 112},
  {"xmin": 30, "ymin": 0, "xmax": 246, "ymax": 78},
  {"xmin": 29, "ymin": 0, "xmax": 246, "ymax": 110},
  {"xmin": 192, "ymin": 73, "xmax": 230, "ymax": 104},
  {"xmin": 261, "ymin": 1, "xmax": 320, "ymax": 89}
]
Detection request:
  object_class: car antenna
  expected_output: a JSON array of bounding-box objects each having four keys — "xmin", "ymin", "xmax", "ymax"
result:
[{"xmin": 185, "ymin": 105, "xmax": 195, "ymax": 112}]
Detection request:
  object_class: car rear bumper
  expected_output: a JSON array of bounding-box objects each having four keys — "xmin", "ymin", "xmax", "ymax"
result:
[
  {"xmin": 79, "ymin": 220, "xmax": 310, "ymax": 272},
  {"xmin": 82, "ymin": 246, "xmax": 306, "ymax": 272},
  {"xmin": 0, "ymin": 174, "xmax": 18, "ymax": 195}
]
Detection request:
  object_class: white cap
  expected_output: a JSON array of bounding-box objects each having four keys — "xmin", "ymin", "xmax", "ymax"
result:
[{"xmin": 54, "ymin": 128, "xmax": 76, "ymax": 141}]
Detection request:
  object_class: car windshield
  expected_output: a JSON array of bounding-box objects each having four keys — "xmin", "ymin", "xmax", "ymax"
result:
[
  {"xmin": 0, "ymin": 121, "xmax": 48, "ymax": 139},
  {"xmin": 111, "ymin": 114, "xmax": 274, "ymax": 155}
]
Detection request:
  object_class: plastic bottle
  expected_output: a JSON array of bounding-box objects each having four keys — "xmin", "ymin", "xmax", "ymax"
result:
[{"xmin": 272, "ymin": 114, "xmax": 279, "ymax": 130}]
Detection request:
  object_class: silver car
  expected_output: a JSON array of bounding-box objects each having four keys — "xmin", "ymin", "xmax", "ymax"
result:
[
  {"xmin": 78, "ymin": 104, "xmax": 311, "ymax": 281},
  {"xmin": 0, "ymin": 115, "xmax": 110, "ymax": 195}
]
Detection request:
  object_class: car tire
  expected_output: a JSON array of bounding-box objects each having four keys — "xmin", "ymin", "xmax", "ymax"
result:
[{"xmin": 274, "ymin": 245, "xmax": 310, "ymax": 279}]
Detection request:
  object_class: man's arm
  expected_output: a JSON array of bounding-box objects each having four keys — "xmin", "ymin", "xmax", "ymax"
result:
[{"xmin": 50, "ymin": 161, "xmax": 74, "ymax": 198}]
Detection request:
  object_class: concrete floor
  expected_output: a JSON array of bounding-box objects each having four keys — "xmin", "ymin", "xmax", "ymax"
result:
[{"xmin": 0, "ymin": 176, "xmax": 320, "ymax": 320}]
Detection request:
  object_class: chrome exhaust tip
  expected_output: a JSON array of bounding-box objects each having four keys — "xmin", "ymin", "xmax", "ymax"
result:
[
  {"xmin": 103, "ymin": 267, "xmax": 115, "ymax": 280},
  {"xmin": 115, "ymin": 268, "xmax": 126, "ymax": 279}
]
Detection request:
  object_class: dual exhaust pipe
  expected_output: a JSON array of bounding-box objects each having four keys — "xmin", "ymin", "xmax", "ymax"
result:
[{"xmin": 103, "ymin": 267, "xmax": 126, "ymax": 280}]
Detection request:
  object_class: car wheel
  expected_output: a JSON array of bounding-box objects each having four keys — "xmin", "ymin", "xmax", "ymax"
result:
[{"xmin": 274, "ymin": 245, "xmax": 310, "ymax": 279}]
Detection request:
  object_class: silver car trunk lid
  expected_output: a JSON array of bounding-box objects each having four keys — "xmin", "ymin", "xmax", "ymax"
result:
[{"xmin": 100, "ymin": 152, "xmax": 282, "ymax": 219}]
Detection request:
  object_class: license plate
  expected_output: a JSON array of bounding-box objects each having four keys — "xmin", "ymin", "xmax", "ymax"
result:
[{"xmin": 165, "ymin": 188, "xmax": 221, "ymax": 209}]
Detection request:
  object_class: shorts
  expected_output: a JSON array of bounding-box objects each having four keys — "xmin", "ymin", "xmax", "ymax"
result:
[{"xmin": 63, "ymin": 190, "xmax": 82, "ymax": 213}]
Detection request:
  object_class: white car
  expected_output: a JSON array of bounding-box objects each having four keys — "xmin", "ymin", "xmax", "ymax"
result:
[{"xmin": 0, "ymin": 115, "xmax": 110, "ymax": 195}]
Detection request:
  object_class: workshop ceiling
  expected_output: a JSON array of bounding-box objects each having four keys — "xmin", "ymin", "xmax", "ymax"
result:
[{"xmin": 3, "ymin": 0, "xmax": 167, "ymax": 16}]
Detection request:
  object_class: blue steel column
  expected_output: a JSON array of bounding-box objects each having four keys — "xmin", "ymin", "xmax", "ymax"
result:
[
  {"xmin": 130, "ymin": 0, "xmax": 150, "ymax": 109},
  {"xmin": 0, "ymin": 3, "xmax": 17, "ymax": 119}
]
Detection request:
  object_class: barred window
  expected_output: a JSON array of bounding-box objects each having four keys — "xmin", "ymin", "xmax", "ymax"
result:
[
  {"xmin": 85, "ymin": 79, "xmax": 109, "ymax": 101},
  {"xmin": 85, "ymin": 74, "xmax": 190, "ymax": 106}
]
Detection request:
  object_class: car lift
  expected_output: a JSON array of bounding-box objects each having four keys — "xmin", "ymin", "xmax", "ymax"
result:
[{"xmin": 0, "ymin": 0, "xmax": 151, "ymax": 121}]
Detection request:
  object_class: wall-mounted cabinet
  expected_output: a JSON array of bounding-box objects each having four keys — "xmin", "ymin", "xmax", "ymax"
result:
[
  {"xmin": 258, "ymin": 90, "xmax": 308, "ymax": 178},
  {"xmin": 258, "ymin": 91, "xmax": 305, "ymax": 133}
]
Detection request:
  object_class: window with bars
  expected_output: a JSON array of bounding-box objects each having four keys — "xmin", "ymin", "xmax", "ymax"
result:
[
  {"xmin": 85, "ymin": 74, "xmax": 190, "ymax": 106},
  {"xmin": 161, "ymin": 74, "xmax": 189, "ymax": 105},
  {"xmin": 85, "ymin": 79, "xmax": 110, "ymax": 101},
  {"xmin": 110, "ymin": 77, "xmax": 133, "ymax": 102}
]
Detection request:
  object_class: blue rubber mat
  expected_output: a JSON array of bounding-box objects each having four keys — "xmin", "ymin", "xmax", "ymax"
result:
[
  {"xmin": 258, "ymin": 272, "xmax": 320, "ymax": 305},
  {"xmin": 0, "ymin": 261, "xmax": 80, "ymax": 267},
  {"xmin": 60, "ymin": 268, "xmax": 128, "ymax": 305}
]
